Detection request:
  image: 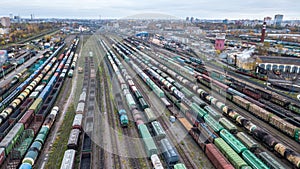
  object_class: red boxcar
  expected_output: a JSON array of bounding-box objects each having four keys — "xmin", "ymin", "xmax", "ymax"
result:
[
  {"xmin": 19, "ymin": 110, "xmax": 35, "ymax": 129},
  {"xmin": 58, "ymin": 54, "xmax": 65, "ymax": 60},
  {"xmin": 205, "ymin": 143, "xmax": 234, "ymax": 169},
  {"xmin": 242, "ymin": 87, "xmax": 261, "ymax": 100}
]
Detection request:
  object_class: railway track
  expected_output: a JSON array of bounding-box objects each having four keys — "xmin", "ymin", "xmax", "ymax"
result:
[
  {"xmin": 148, "ymin": 47, "xmax": 300, "ymax": 147},
  {"xmin": 196, "ymin": 82, "xmax": 297, "ymax": 167},
  {"xmin": 19, "ymin": 36, "xmax": 76, "ymax": 169},
  {"xmin": 121, "ymin": 128, "xmax": 142, "ymax": 169},
  {"xmin": 101, "ymin": 60, "xmax": 122, "ymax": 169},
  {"xmin": 95, "ymin": 65, "xmax": 106, "ymax": 169},
  {"xmin": 137, "ymin": 46, "xmax": 300, "ymax": 167},
  {"xmin": 87, "ymin": 57, "xmax": 103, "ymax": 169},
  {"xmin": 260, "ymin": 99, "xmax": 296, "ymax": 118},
  {"xmin": 119, "ymin": 56, "xmax": 197, "ymax": 169},
  {"xmin": 102, "ymin": 50, "xmax": 144, "ymax": 169},
  {"xmin": 157, "ymin": 114, "xmax": 197, "ymax": 169}
]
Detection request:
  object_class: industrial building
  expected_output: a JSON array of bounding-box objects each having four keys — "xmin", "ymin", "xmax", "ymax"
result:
[{"xmin": 257, "ymin": 56, "xmax": 300, "ymax": 73}]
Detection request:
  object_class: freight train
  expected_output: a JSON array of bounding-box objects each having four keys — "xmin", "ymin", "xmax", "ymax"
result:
[
  {"xmin": 195, "ymin": 74, "xmax": 300, "ymax": 141},
  {"xmin": 19, "ymin": 106, "xmax": 58, "ymax": 168},
  {"xmin": 140, "ymin": 60, "xmax": 280, "ymax": 169},
  {"xmin": 230, "ymin": 79, "xmax": 300, "ymax": 115},
  {"xmin": 102, "ymin": 39, "xmax": 186, "ymax": 168},
  {"xmin": 0, "ymin": 68, "xmax": 29, "ymax": 103},
  {"xmin": 121, "ymin": 40, "xmax": 300, "ymax": 168},
  {"xmin": 0, "ymin": 43, "xmax": 65, "ymax": 122},
  {"xmin": 124, "ymin": 48, "xmax": 264, "ymax": 168},
  {"xmin": 115, "ymin": 40, "xmax": 235, "ymax": 168},
  {"xmin": 0, "ymin": 37, "xmax": 79, "ymax": 168}
]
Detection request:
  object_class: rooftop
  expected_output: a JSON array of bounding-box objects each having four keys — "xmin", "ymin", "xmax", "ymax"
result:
[{"xmin": 257, "ymin": 56, "xmax": 300, "ymax": 66}]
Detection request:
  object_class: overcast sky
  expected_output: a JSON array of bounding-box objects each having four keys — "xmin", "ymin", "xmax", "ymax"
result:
[{"xmin": 0, "ymin": 0, "xmax": 299, "ymax": 20}]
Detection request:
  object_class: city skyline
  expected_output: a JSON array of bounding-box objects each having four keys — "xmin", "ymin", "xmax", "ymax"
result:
[{"xmin": 0, "ymin": 0, "xmax": 299, "ymax": 20}]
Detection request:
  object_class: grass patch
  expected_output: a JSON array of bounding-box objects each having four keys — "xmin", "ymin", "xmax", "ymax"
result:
[
  {"xmin": 281, "ymin": 91, "xmax": 299, "ymax": 99},
  {"xmin": 45, "ymin": 104, "xmax": 75, "ymax": 168},
  {"xmin": 249, "ymin": 78, "xmax": 266, "ymax": 85}
]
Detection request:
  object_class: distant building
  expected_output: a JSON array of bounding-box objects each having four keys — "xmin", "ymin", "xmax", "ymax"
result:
[
  {"xmin": 223, "ymin": 19, "xmax": 228, "ymax": 24},
  {"xmin": 0, "ymin": 50, "xmax": 8, "ymax": 64},
  {"xmin": 13, "ymin": 16, "xmax": 21, "ymax": 23},
  {"xmin": 274, "ymin": 14, "xmax": 283, "ymax": 27},
  {"xmin": 264, "ymin": 16, "xmax": 272, "ymax": 25},
  {"xmin": 1, "ymin": 17, "xmax": 11, "ymax": 27},
  {"xmin": 236, "ymin": 57, "xmax": 256, "ymax": 70},
  {"xmin": 215, "ymin": 33, "xmax": 226, "ymax": 51},
  {"xmin": 186, "ymin": 17, "xmax": 189, "ymax": 21},
  {"xmin": 0, "ymin": 28, "xmax": 10, "ymax": 35},
  {"xmin": 256, "ymin": 56, "xmax": 300, "ymax": 73},
  {"xmin": 190, "ymin": 17, "xmax": 194, "ymax": 23}
]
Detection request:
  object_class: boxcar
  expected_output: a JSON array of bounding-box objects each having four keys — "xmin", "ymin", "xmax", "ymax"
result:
[
  {"xmin": 204, "ymin": 114, "xmax": 224, "ymax": 133},
  {"xmin": 60, "ymin": 149, "xmax": 76, "ymax": 169},
  {"xmin": 150, "ymin": 154, "xmax": 164, "ymax": 169},
  {"xmin": 219, "ymin": 129, "xmax": 247, "ymax": 154},
  {"xmin": 151, "ymin": 121, "xmax": 166, "ymax": 139},
  {"xmin": 160, "ymin": 138, "xmax": 179, "ymax": 165},
  {"xmin": 259, "ymin": 152, "xmax": 285, "ymax": 169},
  {"xmin": 144, "ymin": 108, "xmax": 156, "ymax": 122},
  {"xmin": 138, "ymin": 124, "xmax": 157, "ymax": 157},
  {"xmin": 139, "ymin": 98, "xmax": 149, "ymax": 110},
  {"xmin": 219, "ymin": 118, "xmax": 237, "ymax": 133},
  {"xmin": 242, "ymin": 150, "xmax": 269, "ymax": 169},
  {"xmin": 67, "ymin": 129, "xmax": 81, "ymax": 149},
  {"xmin": 236, "ymin": 132, "xmax": 259, "ymax": 151},
  {"xmin": 205, "ymin": 143, "xmax": 234, "ymax": 169},
  {"xmin": 214, "ymin": 138, "xmax": 249, "ymax": 169},
  {"xmin": 174, "ymin": 163, "xmax": 187, "ymax": 169}
]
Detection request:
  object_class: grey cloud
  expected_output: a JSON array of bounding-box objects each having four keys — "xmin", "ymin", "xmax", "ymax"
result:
[{"xmin": 0, "ymin": 0, "xmax": 299, "ymax": 19}]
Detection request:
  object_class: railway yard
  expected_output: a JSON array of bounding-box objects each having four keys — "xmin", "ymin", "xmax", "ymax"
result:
[{"xmin": 0, "ymin": 27, "xmax": 299, "ymax": 169}]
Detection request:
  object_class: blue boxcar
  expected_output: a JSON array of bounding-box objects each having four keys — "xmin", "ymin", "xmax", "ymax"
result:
[{"xmin": 160, "ymin": 138, "xmax": 179, "ymax": 166}]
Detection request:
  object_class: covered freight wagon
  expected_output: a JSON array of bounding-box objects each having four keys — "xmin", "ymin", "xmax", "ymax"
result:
[{"xmin": 138, "ymin": 124, "xmax": 157, "ymax": 157}]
